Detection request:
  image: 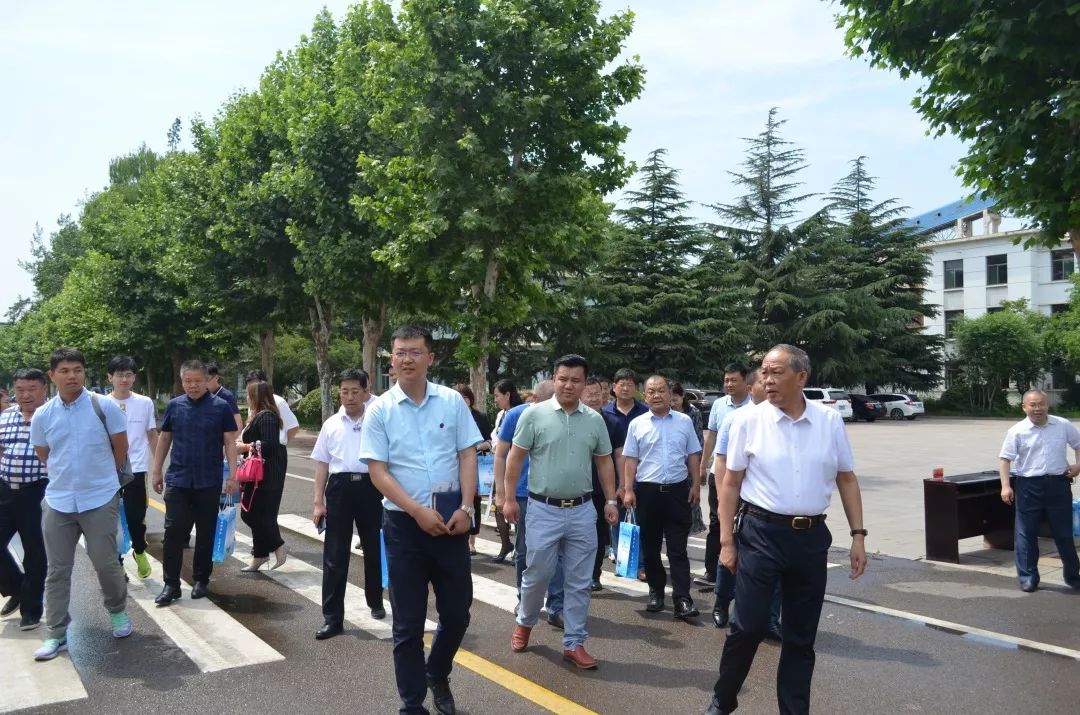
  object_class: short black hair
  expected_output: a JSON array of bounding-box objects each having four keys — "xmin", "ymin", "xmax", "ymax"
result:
[
  {"xmin": 586, "ymin": 375, "xmax": 604, "ymax": 388},
  {"xmin": 50, "ymin": 348, "xmax": 85, "ymax": 370},
  {"xmin": 338, "ymin": 368, "xmax": 370, "ymax": 388},
  {"xmin": 612, "ymin": 367, "xmax": 638, "ymax": 384},
  {"xmin": 554, "ymin": 354, "xmax": 589, "ymax": 376},
  {"xmin": 724, "ymin": 362, "xmax": 750, "ymax": 379},
  {"xmin": 180, "ymin": 359, "xmax": 207, "ymax": 376},
  {"xmin": 206, "ymin": 363, "xmax": 221, "ymax": 377},
  {"xmin": 245, "ymin": 369, "xmax": 268, "ymax": 384},
  {"xmin": 390, "ymin": 325, "xmax": 434, "ymax": 352},
  {"xmin": 107, "ymin": 356, "xmax": 137, "ymax": 375},
  {"xmin": 13, "ymin": 368, "xmax": 47, "ymax": 385}
]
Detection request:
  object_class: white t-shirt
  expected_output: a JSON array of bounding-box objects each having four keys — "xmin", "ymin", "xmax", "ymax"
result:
[
  {"xmin": 275, "ymin": 394, "xmax": 299, "ymax": 445},
  {"xmin": 107, "ymin": 392, "xmax": 157, "ymax": 472}
]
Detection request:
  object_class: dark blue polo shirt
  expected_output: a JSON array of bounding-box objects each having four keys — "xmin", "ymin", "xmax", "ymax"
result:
[
  {"xmin": 602, "ymin": 399, "xmax": 649, "ymax": 433},
  {"xmin": 212, "ymin": 385, "xmax": 241, "ymax": 415},
  {"xmin": 161, "ymin": 391, "xmax": 237, "ymax": 489}
]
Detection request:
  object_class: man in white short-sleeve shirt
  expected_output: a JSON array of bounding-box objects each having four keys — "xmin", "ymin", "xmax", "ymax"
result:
[
  {"xmin": 705, "ymin": 344, "xmax": 867, "ymax": 715},
  {"xmin": 997, "ymin": 388, "xmax": 1080, "ymax": 592}
]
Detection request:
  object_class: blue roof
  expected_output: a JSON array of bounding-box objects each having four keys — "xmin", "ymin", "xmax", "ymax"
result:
[{"xmin": 903, "ymin": 194, "xmax": 998, "ymax": 235}]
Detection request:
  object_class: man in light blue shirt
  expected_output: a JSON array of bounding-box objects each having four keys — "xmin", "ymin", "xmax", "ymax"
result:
[
  {"xmin": 622, "ymin": 376, "xmax": 702, "ymax": 620},
  {"xmin": 29, "ymin": 348, "xmax": 133, "ymax": 661},
  {"xmin": 360, "ymin": 326, "xmax": 482, "ymax": 715}
]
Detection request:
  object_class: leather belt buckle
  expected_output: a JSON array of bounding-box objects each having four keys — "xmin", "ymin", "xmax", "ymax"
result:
[
  {"xmin": 659, "ymin": 484, "xmax": 672, "ymax": 493},
  {"xmin": 791, "ymin": 516, "xmax": 812, "ymax": 530},
  {"xmin": 560, "ymin": 499, "xmax": 575, "ymax": 508},
  {"xmin": 350, "ymin": 473, "xmax": 364, "ymax": 482}
]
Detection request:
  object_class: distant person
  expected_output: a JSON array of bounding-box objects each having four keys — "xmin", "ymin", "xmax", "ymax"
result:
[
  {"xmin": 603, "ymin": 368, "xmax": 648, "ymax": 564},
  {"xmin": 998, "ymin": 388, "xmax": 1080, "ymax": 592},
  {"xmin": 488, "ymin": 379, "xmax": 521, "ymax": 563},
  {"xmin": 580, "ymin": 376, "xmax": 625, "ymax": 591},
  {"xmin": 0, "ymin": 368, "xmax": 49, "ymax": 631},
  {"xmin": 670, "ymin": 382, "xmax": 703, "ymax": 445},
  {"xmin": 30, "ymin": 348, "xmax": 133, "ymax": 661},
  {"xmin": 152, "ymin": 360, "xmax": 238, "ymax": 606},
  {"xmin": 452, "ymin": 384, "xmax": 492, "ymax": 556},
  {"xmin": 0, "ymin": 388, "xmax": 10, "ymax": 412},
  {"xmin": 105, "ymin": 356, "xmax": 159, "ymax": 580},
  {"xmin": 243, "ymin": 370, "xmax": 299, "ymax": 446},
  {"xmin": 236, "ymin": 380, "xmax": 288, "ymax": 572},
  {"xmin": 207, "ymin": 363, "xmax": 243, "ymax": 431}
]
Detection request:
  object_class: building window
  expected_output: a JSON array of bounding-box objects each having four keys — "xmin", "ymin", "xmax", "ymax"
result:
[
  {"xmin": 944, "ymin": 309, "xmax": 964, "ymax": 338},
  {"xmin": 986, "ymin": 306, "xmax": 1003, "ymax": 314},
  {"xmin": 1051, "ymin": 249, "xmax": 1074, "ymax": 281},
  {"xmin": 986, "ymin": 254, "xmax": 1008, "ymax": 285},
  {"xmin": 944, "ymin": 259, "xmax": 964, "ymax": 289},
  {"xmin": 1051, "ymin": 303, "xmax": 1069, "ymax": 315}
]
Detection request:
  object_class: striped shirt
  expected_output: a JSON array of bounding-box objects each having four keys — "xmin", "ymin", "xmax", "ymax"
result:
[{"xmin": 0, "ymin": 406, "xmax": 48, "ymax": 485}]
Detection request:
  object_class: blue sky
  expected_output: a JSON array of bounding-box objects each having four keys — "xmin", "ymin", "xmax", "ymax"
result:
[{"xmin": 0, "ymin": 1, "xmax": 972, "ymax": 314}]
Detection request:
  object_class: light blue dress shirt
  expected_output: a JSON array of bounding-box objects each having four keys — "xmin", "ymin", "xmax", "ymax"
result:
[
  {"xmin": 707, "ymin": 392, "xmax": 752, "ymax": 432},
  {"xmin": 359, "ymin": 381, "xmax": 483, "ymax": 511},
  {"xmin": 716, "ymin": 399, "xmax": 754, "ymax": 456},
  {"xmin": 30, "ymin": 388, "xmax": 127, "ymax": 513},
  {"xmin": 623, "ymin": 409, "xmax": 702, "ymax": 484}
]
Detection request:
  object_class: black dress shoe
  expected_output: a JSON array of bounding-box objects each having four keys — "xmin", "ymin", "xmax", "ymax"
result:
[
  {"xmin": 428, "ymin": 676, "xmax": 456, "ymax": 715},
  {"xmin": 154, "ymin": 585, "xmax": 182, "ymax": 606},
  {"xmin": 674, "ymin": 599, "xmax": 700, "ymax": 621},
  {"xmin": 645, "ymin": 593, "xmax": 665, "ymax": 613},
  {"xmin": 705, "ymin": 695, "xmax": 729, "ymax": 715},
  {"xmin": 591, "ymin": 578, "xmax": 603, "ymax": 592},
  {"xmin": 0, "ymin": 594, "xmax": 19, "ymax": 617},
  {"xmin": 765, "ymin": 621, "xmax": 782, "ymax": 642},
  {"xmin": 315, "ymin": 623, "xmax": 343, "ymax": 640},
  {"xmin": 371, "ymin": 606, "xmax": 386, "ymax": 620},
  {"xmin": 711, "ymin": 602, "xmax": 730, "ymax": 629},
  {"xmin": 191, "ymin": 581, "xmax": 209, "ymax": 599}
]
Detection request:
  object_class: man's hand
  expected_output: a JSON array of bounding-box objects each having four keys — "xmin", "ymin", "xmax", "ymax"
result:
[
  {"xmin": 312, "ymin": 503, "xmax": 327, "ymax": 526},
  {"xmin": 622, "ymin": 489, "xmax": 637, "ymax": 510},
  {"xmin": 502, "ymin": 498, "xmax": 520, "ymax": 524},
  {"xmin": 849, "ymin": 537, "xmax": 867, "ymax": 579},
  {"xmin": 446, "ymin": 509, "xmax": 471, "ymax": 536},
  {"xmin": 719, "ymin": 541, "xmax": 738, "ymax": 574},
  {"xmin": 152, "ymin": 471, "xmax": 164, "ymax": 495},
  {"xmin": 224, "ymin": 478, "xmax": 239, "ymax": 497},
  {"xmin": 1001, "ymin": 485, "xmax": 1015, "ymax": 505},
  {"xmin": 414, "ymin": 507, "xmax": 451, "ymax": 536},
  {"xmin": 1068, "ymin": 464, "xmax": 1080, "ymax": 479},
  {"xmin": 604, "ymin": 503, "xmax": 619, "ymax": 526},
  {"xmin": 688, "ymin": 483, "xmax": 701, "ymax": 507}
]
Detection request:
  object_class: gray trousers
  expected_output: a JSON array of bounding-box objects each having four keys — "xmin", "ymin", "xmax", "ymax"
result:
[{"xmin": 43, "ymin": 494, "xmax": 128, "ymax": 639}]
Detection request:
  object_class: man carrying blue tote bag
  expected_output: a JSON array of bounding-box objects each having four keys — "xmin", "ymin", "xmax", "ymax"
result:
[
  {"xmin": 212, "ymin": 495, "xmax": 238, "ymax": 564},
  {"xmin": 615, "ymin": 509, "xmax": 640, "ymax": 578}
]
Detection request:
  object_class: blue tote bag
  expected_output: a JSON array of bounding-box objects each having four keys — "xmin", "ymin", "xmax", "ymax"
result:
[
  {"xmin": 615, "ymin": 508, "xmax": 640, "ymax": 578},
  {"xmin": 477, "ymin": 453, "xmax": 496, "ymax": 497},
  {"xmin": 212, "ymin": 495, "xmax": 239, "ymax": 564}
]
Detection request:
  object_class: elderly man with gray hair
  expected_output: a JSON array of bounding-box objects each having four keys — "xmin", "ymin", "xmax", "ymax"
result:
[{"xmin": 998, "ymin": 388, "xmax": 1080, "ymax": 593}]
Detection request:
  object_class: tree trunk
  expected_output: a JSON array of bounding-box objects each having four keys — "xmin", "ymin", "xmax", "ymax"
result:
[
  {"xmin": 310, "ymin": 298, "xmax": 335, "ymax": 423},
  {"xmin": 362, "ymin": 303, "xmax": 387, "ymax": 391},
  {"xmin": 170, "ymin": 349, "xmax": 185, "ymax": 396},
  {"xmin": 259, "ymin": 327, "xmax": 276, "ymax": 388},
  {"xmin": 144, "ymin": 359, "xmax": 156, "ymax": 402},
  {"xmin": 469, "ymin": 256, "xmax": 500, "ymax": 414}
]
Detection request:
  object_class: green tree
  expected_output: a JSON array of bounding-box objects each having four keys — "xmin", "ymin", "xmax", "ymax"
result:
[
  {"xmin": 356, "ymin": 0, "xmax": 645, "ymax": 410},
  {"xmin": 836, "ymin": 1, "xmax": 1080, "ymax": 252},
  {"xmin": 952, "ymin": 304, "xmax": 1044, "ymax": 411}
]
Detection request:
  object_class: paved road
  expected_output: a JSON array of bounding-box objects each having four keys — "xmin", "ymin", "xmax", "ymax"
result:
[{"xmin": 3, "ymin": 422, "xmax": 1080, "ymax": 714}]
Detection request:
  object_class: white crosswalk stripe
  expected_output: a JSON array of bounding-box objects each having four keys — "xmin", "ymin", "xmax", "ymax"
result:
[{"xmin": 0, "ymin": 619, "xmax": 88, "ymax": 712}]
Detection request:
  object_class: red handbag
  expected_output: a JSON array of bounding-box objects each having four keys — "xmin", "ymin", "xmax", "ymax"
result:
[{"xmin": 237, "ymin": 440, "xmax": 264, "ymax": 512}]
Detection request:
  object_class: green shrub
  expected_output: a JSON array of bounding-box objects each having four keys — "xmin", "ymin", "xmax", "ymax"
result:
[{"xmin": 295, "ymin": 386, "xmax": 339, "ymax": 427}]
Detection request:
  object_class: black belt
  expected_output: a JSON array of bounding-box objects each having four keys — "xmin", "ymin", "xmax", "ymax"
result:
[
  {"xmin": 2, "ymin": 479, "xmax": 46, "ymax": 490},
  {"xmin": 1013, "ymin": 473, "xmax": 1069, "ymax": 479},
  {"xmin": 331, "ymin": 472, "xmax": 368, "ymax": 482},
  {"xmin": 637, "ymin": 479, "xmax": 689, "ymax": 492},
  {"xmin": 742, "ymin": 502, "xmax": 826, "ymax": 530},
  {"xmin": 528, "ymin": 491, "xmax": 592, "ymax": 508}
]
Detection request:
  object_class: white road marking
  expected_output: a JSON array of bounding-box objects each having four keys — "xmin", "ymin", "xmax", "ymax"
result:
[
  {"xmin": 286, "ymin": 472, "xmax": 314, "ymax": 483},
  {"xmin": 121, "ymin": 549, "xmax": 284, "ymax": 672},
  {"xmin": 0, "ymin": 620, "xmax": 88, "ymax": 712}
]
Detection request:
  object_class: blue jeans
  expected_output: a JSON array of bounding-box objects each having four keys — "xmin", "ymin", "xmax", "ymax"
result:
[
  {"xmin": 1014, "ymin": 475, "xmax": 1080, "ymax": 586},
  {"xmin": 517, "ymin": 499, "xmax": 595, "ymax": 649},
  {"xmin": 515, "ymin": 497, "xmax": 564, "ymax": 614}
]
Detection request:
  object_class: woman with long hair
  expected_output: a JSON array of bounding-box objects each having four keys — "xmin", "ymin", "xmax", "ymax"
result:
[
  {"xmin": 236, "ymin": 380, "xmax": 288, "ymax": 571},
  {"xmin": 489, "ymin": 379, "xmax": 522, "ymax": 562}
]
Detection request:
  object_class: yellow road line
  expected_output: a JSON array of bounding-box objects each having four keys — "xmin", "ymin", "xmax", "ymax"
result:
[{"xmin": 148, "ymin": 498, "xmax": 596, "ymax": 714}]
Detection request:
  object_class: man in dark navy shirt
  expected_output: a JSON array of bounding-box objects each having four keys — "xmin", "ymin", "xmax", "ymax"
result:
[
  {"xmin": 583, "ymin": 377, "xmax": 625, "ymax": 591},
  {"xmin": 151, "ymin": 360, "xmax": 238, "ymax": 605},
  {"xmin": 207, "ymin": 363, "xmax": 243, "ymax": 431},
  {"xmin": 602, "ymin": 368, "xmax": 645, "ymax": 562}
]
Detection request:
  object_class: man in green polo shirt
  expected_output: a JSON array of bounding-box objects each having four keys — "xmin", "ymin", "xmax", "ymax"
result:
[{"xmin": 503, "ymin": 354, "xmax": 619, "ymax": 670}]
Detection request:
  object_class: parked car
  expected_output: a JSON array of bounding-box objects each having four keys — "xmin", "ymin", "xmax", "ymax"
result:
[
  {"xmin": 870, "ymin": 392, "xmax": 926, "ymax": 420},
  {"xmin": 690, "ymin": 390, "xmax": 724, "ymax": 421},
  {"xmin": 802, "ymin": 387, "xmax": 854, "ymax": 421},
  {"xmin": 847, "ymin": 394, "xmax": 886, "ymax": 422}
]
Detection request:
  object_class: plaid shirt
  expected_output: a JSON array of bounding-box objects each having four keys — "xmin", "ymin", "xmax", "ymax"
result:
[{"xmin": 0, "ymin": 405, "xmax": 48, "ymax": 484}]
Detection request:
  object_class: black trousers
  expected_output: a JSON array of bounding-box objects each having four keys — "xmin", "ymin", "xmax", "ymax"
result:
[
  {"xmin": 384, "ymin": 509, "xmax": 472, "ymax": 715},
  {"xmin": 704, "ymin": 472, "xmax": 720, "ymax": 580},
  {"xmin": 322, "ymin": 473, "xmax": 384, "ymax": 623},
  {"xmin": 0, "ymin": 480, "xmax": 47, "ymax": 619},
  {"xmin": 637, "ymin": 479, "xmax": 693, "ymax": 603},
  {"xmin": 712, "ymin": 511, "xmax": 832, "ymax": 715},
  {"xmin": 592, "ymin": 494, "xmax": 611, "ymax": 580},
  {"xmin": 162, "ymin": 485, "xmax": 220, "ymax": 587},
  {"xmin": 120, "ymin": 472, "xmax": 148, "ymax": 554},
  {"xmin": 240, "ymin": 481, "xmax": 285, "ymax": 558}
]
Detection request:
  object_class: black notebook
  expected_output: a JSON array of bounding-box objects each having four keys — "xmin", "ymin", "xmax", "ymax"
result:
[{"xmin": 431, "ymin": 491, "xmax": 462, "ymax": 524}]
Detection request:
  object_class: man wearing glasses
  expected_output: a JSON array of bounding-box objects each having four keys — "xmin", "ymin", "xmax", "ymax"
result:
[{"xmin": 361, "ymin": 326, "xmax": 482, "ymax": 715}]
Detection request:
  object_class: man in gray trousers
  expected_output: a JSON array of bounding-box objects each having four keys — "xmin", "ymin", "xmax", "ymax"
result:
[{"xmin": 29, "ymin": 348, "xmax": 133, "ymax": 661}]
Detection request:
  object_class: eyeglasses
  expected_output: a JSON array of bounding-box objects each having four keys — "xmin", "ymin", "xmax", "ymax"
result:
[{"xmin": 393, "ymin": 349, "xmax": 427, "ymax": 360}]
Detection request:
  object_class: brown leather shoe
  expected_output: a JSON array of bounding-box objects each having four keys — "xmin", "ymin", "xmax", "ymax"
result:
[
  {"xmin": 562, "ymin": 644, "xmax": 598, "ymax": 670},
  {"xmin": 511, "ymin": 625, "xmax": 532, "ymax": 653}
]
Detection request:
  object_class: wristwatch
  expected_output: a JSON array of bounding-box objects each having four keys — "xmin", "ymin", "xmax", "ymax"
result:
[
  {"xmin": 606, "ymin": 499, "xmax": 618, "ymax": 506},
  {"xmin": 460, "ymin": 504, "xmax": 476, "ymax": 518},
  {"xmin": 850, "ymin": 529, "xmax": 868, "ymax": 537}
]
